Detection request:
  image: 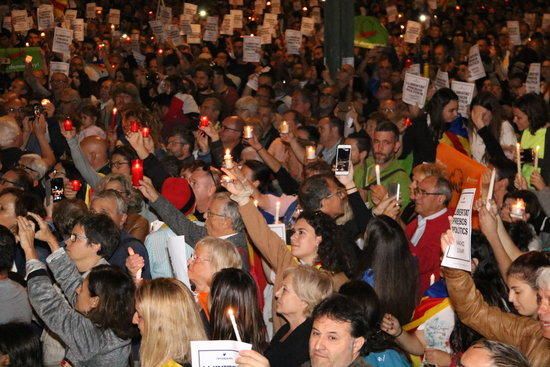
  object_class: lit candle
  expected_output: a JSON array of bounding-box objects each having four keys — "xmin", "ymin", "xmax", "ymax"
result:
[
  {"xmin": 221, "ymin": 175, "xmax": 232, "ymax": 183},
  {"xmin": 157, "ymin": 48, "xmax": 163, "ymax": 55},
  {"xmin": 199, "ymin": 116, "xmax": 210, "ymax": 127},
  {"xmin": 130, "ymin": 120, "xmax": 140, "ymax": 133},
  {"xmin": 131, "ymin": 159, "xmax": 144, "ymax": 187},
  {"xmin": 516, "ymin": 143, "xmax": 521, "ymax": 175},
  {"xmin": 486, "ymin": 169, "xmax": 495, "ymax": 209},
  {"xmin": 375, "ymin": 164, "xmax": 381, "ymax": 185},
  {"xmin": 244, "ymin": 125, "xmax": 253, "ymax": 139},
  {"xmin": 71, "ymin": 180, "xmax": 82, "ymax": 192},
  {"xmin": 396, "ymin": 183, "xmax": 400, "ymax": 202},
  {"xmin": 63, "ymin": 118, "xmax": 73, "ymax": 131},
  {"xmin": 253, "ymin": 199, "xmax": 259, "ymax": 207},
  {"xmin": 41, "ymin": 99, "xmax": 50, "ymax": 106},
  {"xmin": 224, "ymin": 149, "xmax": 234, "ymax": 169},
  {"xmin": 274, "ymin": 201, "xmax": 280, "ymax": 224},
  {"xmin": 25, "ymin": 55, "xmax": 32, "ymax": 63},
  {"xmin": 40, "ymin": 32, "xmax": 45, "ymax": 37},
  {"xmin": 110, "ymin": 24, "xmax": 115, "ymax": 32},
  {"xmin": 430, "ymin": 273, "xmax": 435, "ymax": 286},
  {"xmin": 25, "ymin": 42, "xmax": 29, "ymax": 47},
  {"xmin": 534, "ymin": 145, "xmax": 540, "ymax": 169},
  {"xmin": 306, "ymin": 146, "xmax": 316, "ymax": 160},
  {"xmin": 110, "ymin": 107, "xmax": 117, "ymax": 130},
  {"xmin": 510, "ymin": 198, "xmax": 525, "ymax": 219},
  {"xmin": 279, "ymin": 121, "xmax": 289, "ymax": 134},
  {"xmin": 227, "ymin": 308, "xmax": 242, "ymax": 342},
  {"xmin": 141, "ymin": 127, "xmax": 150, "ymax": 138}
]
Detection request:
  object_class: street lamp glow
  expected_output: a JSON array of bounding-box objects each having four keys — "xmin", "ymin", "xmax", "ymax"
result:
[
  {"xmin": 419, "ymin": 14, "xmax": 428, "ymax": 22},
  {"xmin": 199, "ymin": 9, "xmax": 207, "ymax": 17}
]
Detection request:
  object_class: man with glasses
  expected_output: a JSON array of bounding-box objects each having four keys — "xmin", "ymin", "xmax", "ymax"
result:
[
  {"xmin": 204, "ymin": 115, "xmax": 245, "ymax": 168},
  {"xmin": 165, "ymin": 127, "xmax": 195, "ymax": 165},
  {"xmin": 57, "ymin": 88, "xmax": 82, "ymax": 118},
  {"xmin": 405, "ymin": 175, "xmax": 452, "ymax": 295}
]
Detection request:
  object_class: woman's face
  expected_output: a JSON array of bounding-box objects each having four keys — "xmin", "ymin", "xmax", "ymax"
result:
[
  {"xmin": 187, "ymin": 245, "xmax": 215, "ymax": 292},
  {"xmin": 81, "ymin": 114, "xmax": 96, "ymax": 128},
  {"xmin": 0, "ymin": 193, "xmax": 17, "ymax": 231},
  {"xmin": 290, "ymin": 218, "xmax": 321, "ymax": 264},
  {"xmin": 110, "ymin": 154, "xmax": 132, "ymax": 176},
  {"xmin": 75, "ymin": 277, "xmax": 99, "ymax": 314},
  {"xmin": 132, "ymin": 307, "xmax": 145, "ymax": 334},
  {"xmin": 507, "ymin": 275, "xmax": 539, "ymax": 317},
  {"xmin": 512, "ymin": 107, "xmax": 529, "ymax": 131},
  {"xmin": 275, "ymin": 274, "xmax": 307, "ymax": 319},
  {"xmin": 442, "ymin": 100, "xmax": 459, "ymax": 123}
]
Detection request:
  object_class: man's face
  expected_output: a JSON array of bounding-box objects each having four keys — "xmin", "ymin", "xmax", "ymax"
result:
[
  {"xmin": 59, "ymin": 91, "xmax": 80, "ymax": 116},
  {"xmin": 66, "ymin": 224, "xmax": 100, "ymax": 263},
  {"xmin": 9, "ymin": 80, "xmax": 26, "ymax": 96},
  {"xmin": 317, "ymin": 118, "xmax": 334, "ymax": 147},
  {"xmin": 99, "ymin": 80, "xmax": 113, "ymax": 101},
  {"xmin": 189, "ymin": 169, "xmax": 215, "ymax": 206},
  {"xmin": 414, "ymin": 176, "xmax": 446, "ymax": 217},
  {"xmin": 345, "ymin": 138, "xmax": 365, "ymax": 166},
  {"xmin": 258, "ymin": 106, "xmax": 273, "ymax": 129},
  {"xmin": 379, "ymin": 99, "xmax": 397, "ymax": 120},
  {"xmin": 291, "ymin": 92, "xmax": 310, "ymax": 116},
  {"xmin": 434, "ymin": 45, "xmax": 446, "ymax": 65},
  {"xmin": 205, "ymin": 197, "xmax": 230, "ymax": 237},
  {"xmin": 166, "ymin": 134, "xmax": 190, "ymax": 160},
  {"xmin": 90, "ymin": 197, "xmax": 126, "ymax": 228},
  {"xmin": 194, "ymin": 70, "xmax": 211, "ymax": 91},
  {"xmin": 458, "ymin": 345, "xmax": 494, "ymax": 367},
  {"xmin": 27, "ymin": 33, "xmax": 40, "ymax": 46},
  {"xmin": 215, "ymin": 52, "xmax": 228, "ymax": 67},
  {"xmin": 5, "ymin": 99, "xmax": 25, "ymax": 122},
  {"xmin": 115, "ymin": 93, "xmax": 133, "ymax": 109},
  {"xmin": 378, "ymin": 59, "xmax": 392, "ymax": 81},
  {"xmin": 219, "ymin": 118, "xmax": 242, "ymax": 145},
  {"xmin": 71, "ymin": 57, "xmax": 84, "ymax": 72},
  {"xmin": 320, "ymin": 179, "xmax": 345, "ymax": 218},
  {"xmin": 372, "ymin": 131, "xmax": 399, "ymax": 165},
  {"xmin": 309, "ymin": 316, "xmax": 364, "ymax": 367},
  {"xmin": 200, "ymin": 99, "xmax": 220, "ymax": 123},
  {"xmin": 538, "ymin": 286, "xmax": 550, "ymax": 339}
]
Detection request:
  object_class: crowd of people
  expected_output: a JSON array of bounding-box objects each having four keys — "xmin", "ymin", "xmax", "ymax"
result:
[{"xmin": 0, "ymin": 0, "xmax": 549, "ymax": 366}]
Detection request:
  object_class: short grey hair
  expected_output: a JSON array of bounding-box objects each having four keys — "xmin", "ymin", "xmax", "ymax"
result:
[
  {"xmin": 215, "ymin": 192, "xmax": 244, "ymax": 232},
  {"xmin": 93, "ymin": 189, "xmax": 128, "ymax": 215},
  {"xmin": 0, "ymin": 116, "xmax": 21, "ymax": 148},
  {"xmin": 434, "ymin": 177, "xmax": 452, "ymax": 205},
  {"xmin": 235, "ymin": 96, "xmax": 259, "ymax": 115},
  {"xmin": 536, "ymin": 266, "xmax": 550, "ymax": 291},
  {"xmin": 19, "ymin": 154, "xmax": 48, "ymax": 180},
  {"xmin": 471, "ymin": 340, "xmax": 530, "ymax": 367}
]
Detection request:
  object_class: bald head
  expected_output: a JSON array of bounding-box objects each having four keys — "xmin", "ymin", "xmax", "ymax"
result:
[
  {"xmin": 219, "ymin": 115, "xmax": 245, "ymax": 147},
  {"xmin": 80, "ymin": 136, "xmax": 109, "ymax": 170}
]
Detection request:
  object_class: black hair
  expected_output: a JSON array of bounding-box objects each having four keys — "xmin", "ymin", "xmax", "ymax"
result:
[
  {"xmin": 0, "ymin": 224, "xmax": 16, "ymax": 273},
  {"xmin": 242, "ymin": 160, "xmax": 274, "ymax": 194},
  {"xmin": 75, "ymin": 213, "xmax": 121, "ymax": 259},
  {"xmin": 0, "ymin": 323, "xmax": 42, "ymax": 367},
  {"xmin": 299, "ymin": 173, "xmax": 334, "ymax": 212},
  {"xmin": 513, "ymin": 93, "xmax": 549, "ymax": 134},
  {"xmin": 347, "ymin": 136, "xmax": 371, "ymax": 154},
  {"xmin": 504, "ymin": 190, "xmax": 542, "ymax": 223},
  {"xmin": 0, "ymin": 188, "xmax": 45, "ymax": 218},
  {"xmin": 297, "ymin": 125, "xmax": 320, "ymax": 144},
  {"xmin": 111, "ymin": 145, "xmax": 139, "ymax": 163},
  {"xmin": 374, "ymin": 120, "xmax": 400, "ymax": 141},
  {"xmin": 425, "ymin": 88, "xmax": 459, "ymax": 140},
  {"xmin": 162, "ymin": 53, "xmax": 179, "ymax": 68},
  {"xmin": 470, "ymin": 91, "xmax": 504, "ymax": 142},
  {"xmin": 194, "ymin": 64, "xmax": 214, "ymax": 79},
  {"xmin": 168, "ymin": 126, "xmax": 195, "ymax": 152},
  {"xmin": 327, "ymin": 117, "xmax": 345, "ymax": 138},
  {"xmin": 52, "ymin": 199, "xmax": 88, "ymax": 240}
]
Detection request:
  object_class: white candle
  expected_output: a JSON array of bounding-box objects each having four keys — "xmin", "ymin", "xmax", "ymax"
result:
[
  {"xmin": 534, "ymin": 145, "xmax": 540, "ymax": 169},
  {"xmin": 227, "ymin": 308, "xmax": 242, "ymax": 342},
  {"xmin": 396, "ymin": 183, "xmax": 400, "ymax": 202},
  {"xmin": 516, "ymin": 143, "xmax": 521, "ymax": 175},
  {"xmin": 279, "ymin": 121, "xmax": 289, "ymax": 134},
  {"xmin": 253, "ymin": 199, "xmax": 259, "ymax": 207},
  {"xmin": 486, "ymin": 169, "xmax": 495, "ymax": 209},
  {"xmin": 430, "ymin": 273, "xmax": 435, "ymax": 286},
  {"xmin": 274, "ymin": 201, "xmax": 280, "ymax": 224},
  {"xmin": 375, "ymin": 165, "xmax": 381, "ymax": 185},
  {"xmin": 244, "ymin": 125, "xmax": 253, "ymax": 139},
  {"xmin": 224, "ymin": 148, "xmax": 234, "ymax": 169},
  {"xmin": 510, "ymin": 199, "xmax": 525, "ymax": 219},
  {"xmin": 306, "ymin": 146, "xmax": 316, "ymax": 160}
]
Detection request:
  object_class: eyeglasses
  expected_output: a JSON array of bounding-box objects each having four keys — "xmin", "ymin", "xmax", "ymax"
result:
[
  {"xmin": 189, "ymin": 254, "xmax": 211, "ymax": 263},
  {"xmin": 207, "ymin": 209, "xmax": 227, "ymax": 218},
  {"xmin": 221, "ymin": 125, "xmax": 242, "ymax": 133},
  {"xmin": 69, "ymin": 233, "xmax": 88, "ymax": 242},
  {"xmin": 16, "ymin": 163, "xmax": 38, "ymax": 174},
  {"xmin": 413, "ymin": 188, "xmax": 444, "ymax": 197},
  {"xmin": 325, "ymin": 189, "xmax": 346, "ymax": 200},
  {"xmin": 109, "ymin": 161, "xmax": 130, "ymax": 169}
]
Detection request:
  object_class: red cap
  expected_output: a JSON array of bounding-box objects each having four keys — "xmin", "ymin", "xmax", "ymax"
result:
[{"xmin": 160, "ymin": 178, "xmax": 196, "ymax": 215}]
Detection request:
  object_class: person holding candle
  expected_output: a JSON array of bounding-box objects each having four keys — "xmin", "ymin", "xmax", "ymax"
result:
[{"xmin": 77, "ymin": 103, "xmax": 106, "ymax": 143}]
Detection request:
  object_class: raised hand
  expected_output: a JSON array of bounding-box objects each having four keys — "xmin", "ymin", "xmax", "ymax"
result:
[
  {"xmin": 136, "ymin": 176, "xmax": 160, "ymax": 202},
  {"xmin": 380, "ymin": 313, "xmax": 402, "ymax": 337},
  {"xmin": 126, "ymin": 247, "xmax": 144, "ymax": 280}
]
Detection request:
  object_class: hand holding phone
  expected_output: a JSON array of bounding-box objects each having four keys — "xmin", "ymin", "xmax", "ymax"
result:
[{"xmin": 335, "ymin": 145, "xmax": 351, "ymax": 176}]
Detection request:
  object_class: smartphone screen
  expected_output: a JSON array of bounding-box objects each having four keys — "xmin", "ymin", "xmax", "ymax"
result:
[
  {"xmin": 51, "ymin": 177, "xmax": 65, "ymax": 202},
  {"xmin": 335, "ymin": 145, "xmax": 351, "ymax": 176}
]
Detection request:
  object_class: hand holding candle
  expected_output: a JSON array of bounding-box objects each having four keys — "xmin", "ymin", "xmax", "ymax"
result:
[
  {"xmin": 131, "ymin": 160, "xmax": 144, "ymax": 187},
  {"xmin": 199, "ymin": 116, "xmax": 210, "ymax": 127},
  {"xmin": 486, "ymin": 169, "xmax": 495, "ymax": 210},
  {"xmin": 224, "ymin": 149, "xmax": 234, "ymax": 169},
  {"xmin": 130, "ymin": 120, "xmax": 140, "ymax": 133},
  {"xmin": 510, "ymin": 198, "xmax": 525, "ymax": 219},
  {"xmin": 306, "ymin": 146, "xmax": 316, "ymax": 160},
  {"xmin": 141, "ymin": 127, "xmax": 150, "ymax": 138},
  {"xmin": 516, "ymin": 143, "xmax": 521, "ymax": 175},
  {"xmin": 71, "ymin": 180, "xmax": 82, "ymax": 192},
  {"xmin": 244, "ymin": 125, "xmax": 253, "ymax": 139},
  {"xmin": 375, "ymin": 164, "xmax": 381, "ymax": 185},
  {"xmin": 279, "ymin": 121, "xmax": 289, "ymax": 134},
  {"xmin": 63, "ymin": 118, "xmax": 73, "ymax": 132},
  {"xmin": 534, "ymin": 145, "xmax": 540, "ymax": 169},
  {"xmin": 227, "ymin": 308, "xmax": 242, "ymax": 343}
]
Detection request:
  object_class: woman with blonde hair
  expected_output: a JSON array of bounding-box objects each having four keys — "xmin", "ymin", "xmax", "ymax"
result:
[{"xmin": 134, "ymin": 278, "xmax": 207, "ymax": 367}]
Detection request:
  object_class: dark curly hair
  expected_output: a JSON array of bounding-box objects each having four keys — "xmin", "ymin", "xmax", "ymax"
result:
[{"xmin": 0, "ymin": 323, "xmax": 42, "ymax": 367}]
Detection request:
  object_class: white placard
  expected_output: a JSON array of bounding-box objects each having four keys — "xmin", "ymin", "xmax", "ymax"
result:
[
  {"xmin": 300, "ymin": 17, "xmax": 315, "ymax": 37},
  {"xmin": 434, "ymin": 69, "xmax": 449, "ymax": 90},
  {"xmin": 402, "ymin": 73, "xmax": 429, "ymax": 108},
  {"xmin": 11, "ymin": 10, "xmax": 28, "ymax": 32},
  {"xmin": 203, "ymin": 16, "xmax": 219, "ymax": 42},
  {"xmin": 386, "ymin": 6, "xmax": 398, "ymax": 23},
  {"xmin": 179, "ymin": 14, "xmax": 193, "ymax": 35},
  {"xmin": 407, "ymin": 63, "xmax": 421, "ymax": 76},
  {"xmin": 467, "ymin": 44, "xmax": 486, "ymax": 81},
  {"xmin": 52, "ymin": 27, "xmax": 73, "ymax": 54},
  {"xmin": 187, "ymin": 24, "xmax": 202, "ymax": 44},
  {"xmin": 271, "ymin": 0, "xmax": 281, "ymax": 15},
  {"xmin": 451, "ymin": 80, "xmax": 475, "ymax": 117},
  {"xmin": 404, "ymin": 20, "xmax": 421, "ymax": 44},
  {"xmin": 149, "ymin": 20, "xmax": 164, "ymax": 37},
  {"xmin": 268, "ymin": 223, "xmax": 286, "ymax": 243},
  {"xmin": 184, "ymin": 2, "xmax": 198, "ymax": 17},
  {"xmin": 49, "ymin": 61, "xmax": 70, "ymax": 84},
  {"xmin": 285, "ymin": 29, "xmax": 302, "ymax": 55},
  {"xmin": 191, "ymin": 340, "xmax": 252, "ymax": 367},
  {"xmin": 37, "ymin": 5, "xmax": 54, "ymax": 30},
  {"xmin": 507, "ymin": 21, "xmax": 521, "ymax": 46},
  {"xmin": 526, "ymin": 63, "xmax": 541, "ymax": 94},
  {"xmin": 2, "ymin": 16, "xmax": 11, "ymax": 32},
  {"xmin": 72, "ymin": 18, "xmax": 84, "ymax": 41},
  {"xmin": 167, "ymin": 235, "xmax": 191, "ymax": 289},
  {"xmin": 133, "ymin": 51, "xmax": 146, "ymax": 67},
  {"xmin": 255, "ymin": 1, "xmax": 265, "ymax": 15},
  {"xmin": 166, "ymin": 24, "xmax": 183, "ymax": 46},
  {"xmin": 64, "ymin": 9, "xmax": 77, "ymax": 25},
  {"xmin": 263, "ymin": 13, "xmax": 278, "ymax": 36},
  {"xmin": 230, "ymin": 0, "xmax": 244, "ymax": 5},
  {"xmin": 108, "ymin": 9, "xmax": 120, "ymax": 25},
  {"xmin": 86, "ymin": 3, "xmax": 96, "ymax": 19},
  {"xmin": 259, "ymin": 25, "xmax": 271, "ymax": 44},
  {"xmin": 220, "ymin": 14, "xmax": 233, "ymax": 35},
  {"xmin": 441, "ymin": 188, "xmax": 476, "ymax": 272},
  {"xmin": 310, "ymin": 0, "xmax": 319, "ymax": 6},
  {"xmin": 243, "ymin": 36, "xmax": 261, "ymax": 63},
  {"xmin": 158, "ymin": 6, "xmax": 172, "ymax": 24},
  {"xmin": 230, "ymin": 10, "xmax": 243, "ymax": 29}
]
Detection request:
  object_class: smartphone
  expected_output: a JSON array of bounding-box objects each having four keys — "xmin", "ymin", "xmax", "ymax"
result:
[
  {"xmin": 335, "ymin": 145, "xmax": 351, "ymax": 176},
  {"xmin": 51, "ymin": 177, "xmax": 65, "ymax": 202}
]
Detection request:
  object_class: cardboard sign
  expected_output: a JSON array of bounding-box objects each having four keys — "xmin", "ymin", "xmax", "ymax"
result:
[
  {"xmin": 203, "ymin": 16, "xmax": 219, "ymax": 42},
  {"xmin": 434, "ymin": 69, "xmax": 449, "ymax": 90},
  {"xmin": 285, "ymin": 29, "xmax": 302, "ymax": 55},
  {"xmin": 85, "ymin": 3, "xmax": 96, "ymax": 19},
  {"xmin": 52, "ymin": 27, "xmax": 73, "ymax": 54},
  {"xmin": 404, "ymin": 20, "xmax": 421, "ymax": 44},
  {"xmin": 441, "ymin": 188, "xmax": 476, "ymax": 272},
  {"xmin": 526, "ymin": 63, "xmax": 541, "ymax": 94},
  {"xmin": 402, "ymin": 73, "xmax": 429, "ymax": 108},
  {"xmin": 407, "ymin": 63, "xmax": 421, "ymax": 76},
  {"xmin": 300, "ymin": 16, "xmax": 314, "ymax": 37},
  {"xmin": 0, "ymin": 47, "xmax": 43, "ymax": 73},
  {"xmin": 386, "ymin": 6, "xmax": 398, "ymax": 23},
  {"xmin": 507, "ymin": 21, "xmax": 521, "ymax": 46},
  {"xmin": 467, "ymin": 44, "xmax": 486, "ymax": 81},
  {"xmin": 451, "ymin": 80, "xmax": 475, "ymax": 117},
  {"xmin": 108, "ymin": 9, "xmax": 120, "ymax": 25},
  {"xmin": 191, "ymin": 341, "xmax": 252, "ymax": 367},
  {"xmin": 37, "ymin": 5, "xmax": 55, "ymax": 30},
  {"xmin": 243, "ymin": 35, "xmax": 261, "ymax": 63}
]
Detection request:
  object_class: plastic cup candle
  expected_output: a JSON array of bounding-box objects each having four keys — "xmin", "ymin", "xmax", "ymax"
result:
[
  {"xmin": 227, "ymin": 308, "xmax": 242, "ymax": 342},
  {"xmin": 41, "ymin": 99, "xmax": 50, "ymax": 106},
  {"xmin": 110, "ymin": 108, "xmax": 117, "ymax": 129},
  {"xmin": 244, "ymin": 125, "xmax": 254, "ymax": 139},
  {"xmin": 253, "ymin": 199, "xmax": 259, "ymax": 207},
  {"xmin": 306, "ymin": 146, "xmax": 316, "ymax": 160},
  {"xmin": 534, "ymin": 146, "xmax": 540, "ymax": 169},
  {"xmin": 486, "ymin": 169, "xmax": 496, "ymax": 209},
  {"xmin": 63, "ymin": 118, "xmax": 73, "ymax": 131},
  {"xmin": 131, "ymin": 160, "xmax": 144, "ymax": 187},
  {"xmin": 141, "ymin": 127, "xmax": 150, "ymax": 138},
  {"xmin": 274, "ymin": 201, "xmax": 280, "ymax": 224},
  {"xmin": 510, "ymin": 198, "xmax": 525, "ymax": 219},
  {"xmin": 224, "ymin": 149, "xmax": 234, "ymax": 169},
  {"xmin": 375, "ymin": 165, "xmax": 381, "ymax": 185},
  {"xmin": 71, "ymin": 180, "xmax": 82, "ymax": 192},
  {"xmin": 279, "ymin": 121, "xmax": 289, "ymax": 134},
  {"xmin": 130, "ymin": 120, "xmax": 140, "ymax": 133},
  {"xmin": 40, "ymin": 32, "xmax": 45, "ymax": 37},
  {"xmin": 199, "ymin": 116, "xmax": 210, "ymax": 127},
  {"xmin": 516, "ymin": 143, "xmax": 521, "ymax": 175}
]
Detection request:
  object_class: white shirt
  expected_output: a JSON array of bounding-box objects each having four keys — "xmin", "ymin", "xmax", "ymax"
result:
[{"xmin": 410, "ymin": 208, "xmax": 448, "ymax": 246}]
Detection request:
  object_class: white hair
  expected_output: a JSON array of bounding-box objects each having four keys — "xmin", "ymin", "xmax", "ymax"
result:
[
  {"xmin": 19, "ymin": 153, "xmax": 48, "ymax": 180},
  {"xmin": 235, "ymin": 96, "xmax": 259, "ymax": 116},
  {"xmin": 536, "ymin": 267, "xmax": 550, "ymax": 291},
  {"xmin": 0, "ymin": 115, "xmax": 21, "ymax": 148}
]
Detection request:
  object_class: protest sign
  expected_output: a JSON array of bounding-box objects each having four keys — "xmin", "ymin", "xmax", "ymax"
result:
[
  {"xmin": 354, "ymin": 16, "xmax": 389, "ymax": 48},
  {"xmin": 268, "ymin": 223, "xmax": 286, "ymax": 243},
  {"xmin": 285, "ymin": 29, "xmax": 302, "ymax": 55},
  {"xmin": 203, "ymin": 16, "xmax": 219, "ymax": 42},
  {"xmin": 407, "ymin": 63, "xmax": 421, "ymax": 76},
  {"xmin": 166, "ymin": 25, "xmax": 183, "ymax": 46},
  {"xmin": 300, "ymin": 17, "xmax": 315, "ymax": 37},
  {"xmin": 467, "ymin": 45, "xmax": 486, "ymax": 81},
  {"xmin": 108, "ymin": 9, "xmax": 120, "ymax": 25},
  {"xmin": 402, "ymin": 73, "xmax": 429, "ymax": 108},
  {"xmin": 543, "ymin": 14, "xmax": 550, "ymax": 32},
  {"xmin": 441, "ymin": 188, "xmax": 476, "ymax": 272},
  {"xmin": 451, "ymin": 80, "xmax": 475, "ymax": 116},
  {"xmin": 85, "ymin": 3, "xmax": 96, "ymax": 19},
  {"xmin": 158, "ymin": 6, "xmax": 172, "ymax": 24},
  {"xmin": 37, "ymin": 5, "xmax": 54, "ymax": 30},
  {"xmin": 524, "ymin": 13, "xmax": 536, "ymax": 29},
  {"xmin": 64, "ymin": 9, "xmax": 77, "ymax": 25},
  {"xmin": 220, "ymin": 14, "xmax": 233, "ymax": 35},
  {"xmin": 179, "ymin": 14, "xmax": 193, "ymax": 35},
  {"xmin": 11, "ymin": 10, "xmax": 28, "ymax": 33},
  {"xmin": 0, "ymin": 47, "xmax": 43, "ymax": 72},
  {"xmin": 187, "ymin": 24, "xmax": 202, "ymax": 44},
  {"xmin": 434, "ymin": 69, "xmax": 449, "ymax": 89},
  {"xmin": 404, "ymin": 20, "xmax": 421, "ymax": 44},
  {"xmin": 312, "ymin": 7, "xmax": 322, "ymax": 24},
  {"xmin": 507, "ymin": 21, "xmax": 521, "ymax": 46},
  {"xmin": 243, "ymin": 35, "xmax": 261, "ymax": 63},
  {"xmin": 52, "ymin": 27, "xmax": 73, "ymax": 54},
  {"xmin": 167, "ymin": 235, "xmax": 191, "ymax": 289},
  {"xmin": 72, "ymin": 18, "xmax": 84, "ymax": 41},
  {"xmin": 271, "ymin": 0, "xmax": 281, "ymax": 14},
  {"xmin": 191, "ymin": 340, "xmax": 252, "ymax": 367},
  {"xmin": 263, "ymin": 13, "xmax": 278, "ymax": 36},
  {"xmin": 526, "ymin": 63, "xmax": 541, "ymax": 94},
  {"xmin": 184, "ymin": 3, "xmax": 198, "ymax": 17},
  {"xmin": 259, "ymin": 25, "xmax": 271, "ymax": 44},
  {"xmin": 231, "ymin": 10, "xmax": 243, "ymax": 29},
  {"xmin": 49, "ymin": 61, "xmax": 70, "ymax": 84},
  {"xmin": 149, "ymin": 20, "xmax": 164, "ymax": 38}
]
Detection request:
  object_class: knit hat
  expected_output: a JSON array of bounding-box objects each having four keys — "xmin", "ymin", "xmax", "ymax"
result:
[{"xmin": 160, "ymin": 177, "xmax": 196, "ymax": 215}]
